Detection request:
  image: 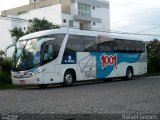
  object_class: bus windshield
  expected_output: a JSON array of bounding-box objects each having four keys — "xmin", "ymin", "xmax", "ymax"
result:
[
  {"xmin": 12, "ymin": 34, "xmax": 65, "ymax": 71},
  {"xmin": 12, "ymin": 38, "xmax": 40, "ymax": 71}
]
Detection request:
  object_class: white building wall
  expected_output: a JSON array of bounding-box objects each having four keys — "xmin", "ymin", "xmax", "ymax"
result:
[
  {"xmin": 0, "ymin": 18, "xmax": 14, "ymax": 56},
  {"xmin": 61, "ymin": 14, "xmax": 80, "ymax": 28},
  {"xmin": 91, "ymin": 7, "xmax": 110, "ymax": 31},
  {"xmin": 13, "ymin": 4, "xmax": 62, "ymax": 31},
  {"xmin": 9, "ymin": 16, "xmax": 30, "ymax": 33},
  {"xmin": 71, "ymin": 3, "xmax": 78, "ymax": 15},
  {"xmin": 70, "ymin": 2, "xmax": 110, "ymax": 31},
  {"xmin": 61, "ymin": 14, "xmax": 72, "ymax": 27}
]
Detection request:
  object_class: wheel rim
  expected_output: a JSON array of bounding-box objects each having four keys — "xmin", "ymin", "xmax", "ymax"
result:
[
  {"xmin": 127, "ymin": 70, "xmax": 132, "ymax": 79},
  {"xmin": 65, "ymin": 74, "xmax": 73, "ymax": 84}
]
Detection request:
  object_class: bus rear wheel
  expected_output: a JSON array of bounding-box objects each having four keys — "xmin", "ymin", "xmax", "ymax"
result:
[
  {"xmin": 63, "ymin": 70, "xmax": 74, "ymax": 87},
  {"xmin": 125, "ymin": 67, "xmax": 133, "ymax": 80}
]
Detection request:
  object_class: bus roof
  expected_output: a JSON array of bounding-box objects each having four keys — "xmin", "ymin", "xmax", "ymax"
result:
[{"xmin": 19, "ymin": 28, "xmax": 142, "ymax": 41}]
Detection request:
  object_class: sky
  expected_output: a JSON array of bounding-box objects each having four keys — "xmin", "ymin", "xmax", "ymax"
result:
[
  {"xmin": 0, "ymin": 0, "xmax": 160, "ymax": 40},
  {"xmin": 109, "ymin": 0, "xmax": 160, "ymax": 40}
]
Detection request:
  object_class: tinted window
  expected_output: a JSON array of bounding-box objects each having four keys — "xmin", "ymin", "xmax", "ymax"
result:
[
  {"xmin": 65, "ymin": 35, "xmax": 84, "ymax": 53},
  {"xmin": 112, "ymin": 39, "xmax": 145, "ymax": 53},
  {"xmin": 42, "ymin": 40, "xmax": 61, "ymax": 64},
  {"xmin": 41, "ymin": 34, "xmax": 65, "ymax": 64},
  {"xmin": 84, "ymin": 36, "xmax": 97, "ymax": 52},
  {"xmin": 98, "ymin": 41, "xmax": 113, "ymax": 52},
  {"xmin": 124, "ymin": 40, "xmax": 135, "ymax": 52},
  {"xmin": 135, "ymin": 41, "xmax": 145, "ymax": 52},
  {"xmin": 97, "ymin": 36, "xmax": 113, "ymax": 52},
  {"xmin": 113, "ymin": 39, "xmax": 125, "ymax": 52}
]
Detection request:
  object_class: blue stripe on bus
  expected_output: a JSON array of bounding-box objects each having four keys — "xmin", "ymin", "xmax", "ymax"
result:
[
  {"xmin": 61, "ymin": 52, "xmax": 142, "ymax": 78},
  {"xmin": 90, "ymin": 52, "xmax": 141, "ymax": 78}
]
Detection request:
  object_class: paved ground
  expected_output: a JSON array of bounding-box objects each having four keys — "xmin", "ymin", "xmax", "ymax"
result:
[{"xmin": 0, "ymin": 76, "xmax": 160, "ymax": 119}]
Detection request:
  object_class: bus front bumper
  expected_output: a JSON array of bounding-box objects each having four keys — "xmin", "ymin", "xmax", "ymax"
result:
[{"xmin": 12, "ymin": 74, "xmax": 43, "ymax": 85}]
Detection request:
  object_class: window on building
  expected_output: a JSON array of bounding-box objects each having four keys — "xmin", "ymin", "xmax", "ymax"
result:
[
  {"xmin": 93, "ymin": 22, "xmax": 96, "ymax": 26},
  {"xmin": 63, "ymin": 19, "xmax": 67, "ymax": 23},
  {"xmin": 93, "ymin": 6, "xmax": 95, "ymax": 10},
  {"xmin": 69, "ymin": 20, "xmax": 73, "ymax": 27},
  {"xmin": 19, "ymin": 28, "xmax": 22, "ymax": 32},
  {"xmin": 78, "ymin": 3, "xmax": 91, "ymax": 17}
]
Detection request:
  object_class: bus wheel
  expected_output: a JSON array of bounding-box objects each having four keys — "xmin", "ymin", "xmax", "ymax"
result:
[
  {"xmin": 63, "ymin": 70, "xmax": 74, "ymax": 87},
  {"xmin": 38, "ymin": 84, "xmax": 48, "ymax": 89},
  {"xmin": 125, "ymin": 67, "xmax": 133, "ymax": 80}
]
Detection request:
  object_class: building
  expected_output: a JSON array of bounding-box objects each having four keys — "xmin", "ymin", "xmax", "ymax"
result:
[
  {"xmin": 1, "ymin": 0, "xmax": 110, "ymax": 31},
  {"xmin": 1, "ymin": 0, "xmax": 110, "ymax": 56}
]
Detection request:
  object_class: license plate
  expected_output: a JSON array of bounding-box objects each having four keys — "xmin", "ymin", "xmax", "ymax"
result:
[{"xmin": 19, "ymin": 80, "xmax": 25, "ymax": 84}]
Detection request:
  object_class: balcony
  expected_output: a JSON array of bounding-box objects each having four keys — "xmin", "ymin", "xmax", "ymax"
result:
[{"xmin": 73, "ymin": 15, "xmax": 101, "ymax": 23}]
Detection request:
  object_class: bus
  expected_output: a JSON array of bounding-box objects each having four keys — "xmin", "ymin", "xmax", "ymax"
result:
[{"xmin": 11, "ymin": 28, "xmax": 147, "ymax": 88}]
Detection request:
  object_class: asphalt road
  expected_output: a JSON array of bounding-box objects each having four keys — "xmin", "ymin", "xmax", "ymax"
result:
[{"xmin": 0, "ymin": 76, "xmax": 160, "ymax": 119}]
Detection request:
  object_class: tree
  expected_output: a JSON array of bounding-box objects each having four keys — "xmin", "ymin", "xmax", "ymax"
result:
[
  {"xmin": 146, "ymin": 39, "xmax": 160, "ymax": 58},
  {"xmin": 10, "ymin": 27, "xmax": 25, "ymax": 42},
  {"xmin": 146, "ymin": 39, "xmax": 160, "ymax": 73},
  {"xmin": 0, "ymin": 49, "xmax": 5, "ymax": 62},
  {"xmin": 10, "ymin": 18, "xmax": 60, "ymax": 42},
  {"xmin": 28, "ymin": 18, "xmax": 60, "ymax": 33}
]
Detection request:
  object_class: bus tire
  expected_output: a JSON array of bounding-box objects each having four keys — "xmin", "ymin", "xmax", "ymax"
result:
[
  {"xmin": 63, "ymin": 70, "xmax": 75, "ymax": 87},
  {"xmin": 125, "ymin": 67, "xmax": 133, "ymax": 80}
]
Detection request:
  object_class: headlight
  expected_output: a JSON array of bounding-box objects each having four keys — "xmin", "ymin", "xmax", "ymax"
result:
[
  {"xmin": 24, "ymin": 67, "xmax": 46, "ymax": 77},
  {"xmin": 12, "ymin": 68, "xmax": 46, "ymax": 78}
]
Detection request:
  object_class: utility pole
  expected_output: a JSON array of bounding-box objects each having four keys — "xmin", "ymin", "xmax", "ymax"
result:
[{"xmin": 34, "ymin": 0, "xmax": 36, "ymax": 9}]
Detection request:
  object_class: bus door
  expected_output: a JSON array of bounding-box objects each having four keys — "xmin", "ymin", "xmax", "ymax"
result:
[{"xmin": 41, "ymin": 40, "xmax": 56, "ymax": 84}]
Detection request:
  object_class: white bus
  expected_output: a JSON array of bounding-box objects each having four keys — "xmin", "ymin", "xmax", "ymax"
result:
[{"xmin": 11, "ymin": 28, "xmax": 147, "ymax": 88}]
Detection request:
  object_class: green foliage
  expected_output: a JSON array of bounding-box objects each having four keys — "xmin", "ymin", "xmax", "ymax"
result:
[
  {"xmin": 0, "ymin": 72, "xmax": 11, "ymax": 84},
  {"xmin": 9, "ymin": 27, "xmax": 25, "ymax": 42},
  {"xmin": 28, "ymin": 18, "xmax": 60, "ymax": 33},
  {"xmin": 9, "ymin": 18, "xmax": 60, "ymax": 42},
  {"xmin": 0, "ymin": 49, "xmax": 5, "ymax": 61},
  {"xmin": 0, "ymin": 59, "xmax": 12, "ymax": 84},
  {"xmin": 146, "ymin": 39, "xmax": 160, "ymax": 73},
  {"xmin": 1, "ymin": 59, "xmax": 12, "ymax": 72}
]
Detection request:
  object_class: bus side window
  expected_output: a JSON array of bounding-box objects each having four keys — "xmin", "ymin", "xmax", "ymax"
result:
[
  {"xmin": 113, "ymin": 39, "xmax": 124, "ymax": 52},
  {"xmin": 97, "ymin": 36, "xmax": 113, "ymax": 52},
  {"xmin": 42, "ymin": 44, "xmax": 54, "ymax": 64},
  {"xmin": 84, "ymin": 36, "xmax": 97, "ymax": 52},
  {"xmin": 124, "ymin": 40, "xmax": 135, "ymax": 52},
  {"xmin": 98, "ymin": 42, "xmax": 112, "ymax": 52},
  {"xmin": 41, "ymin": 41, "xmax": 60, "ymax": 64},
  {"xmin": 135, "ymin": 42, "xmax": 145, "ymax": 52},
  {"xmin": 64, "ymin": 35, "xmax": 84, "ymax": 54}
]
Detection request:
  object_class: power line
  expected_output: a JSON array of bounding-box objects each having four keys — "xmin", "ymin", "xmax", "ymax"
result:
[
  {"xmin": 110, "ymin": 30, "xmax": 160, "ymax": 37},
  {"xmin": 138, "ymin": 26, "xmax": 160, "ymax": 33},
  {"xmin": 0, "ymin": 15, "xmax": 31, "ymax": 22},
  {"xmin": 1, "ymin": 15, "xmax": 160, "ymax": 37}
]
